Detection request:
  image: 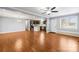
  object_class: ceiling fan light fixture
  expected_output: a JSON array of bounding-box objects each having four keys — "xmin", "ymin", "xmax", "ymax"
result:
[
  {"xmin": 46, "ymin": 11, "xmax": 51, "ymax": 15},
  {"xmin": 46, "ymin": 11, "xmax": 51, "ymax": 14}
]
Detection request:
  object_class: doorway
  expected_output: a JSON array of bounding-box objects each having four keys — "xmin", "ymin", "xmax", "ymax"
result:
[{"xmin": 30, "ymin": 20, "xmax": 47, "ymax": 31}]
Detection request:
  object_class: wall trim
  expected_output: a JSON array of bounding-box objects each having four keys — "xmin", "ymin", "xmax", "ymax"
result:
[{"xmin": 0, "ymin": 30, "xmax": 25, "ymax": 34}]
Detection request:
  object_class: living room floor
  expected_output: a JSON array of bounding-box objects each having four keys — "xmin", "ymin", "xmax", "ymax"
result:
[{"xmin": 0, "ymin": 31, "xmax": 79, "ymax": 52}]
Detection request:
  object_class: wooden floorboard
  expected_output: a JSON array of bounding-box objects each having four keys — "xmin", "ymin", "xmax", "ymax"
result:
[{"xmin": 0, "ymin": 31, "xmax": 79, "ymax": 52}]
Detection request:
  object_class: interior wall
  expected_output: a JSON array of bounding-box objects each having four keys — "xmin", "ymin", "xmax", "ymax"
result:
[
  {"xmin": 48, "ymin": 13, "xmax": 79, "ymax": 36},
  {"xmin": 0, "ymin": 17, "xmax": 45, "ymax": 34},
  {"xmin": 46, "ymin": 18, "xmax": 50, "ymax": 32},
  {"xmin": 0, "ymin": 17, "xmax": 25, "ymax": 34},
  {"xmin": 49, "ymin": 18, "xmax": 57, "ymax": 32},
  {"xmin": 25, "ymin": 19, "xmax": 30, "ymax": 30},
  {"xmin": 0, "ymin": 7, "xmax": 46, "ymax": 34}
]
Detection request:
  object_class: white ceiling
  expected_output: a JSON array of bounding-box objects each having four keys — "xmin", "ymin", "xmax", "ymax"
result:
[
  {"xmin": 13, "ymin": 7, "xmax": 79, "ymax": 18},
  {"xmin": 0, "ymin": 7, "xmax": 79, "ymax": 18}
]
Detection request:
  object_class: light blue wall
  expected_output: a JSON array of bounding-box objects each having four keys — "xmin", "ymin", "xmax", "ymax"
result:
[
  {"xmin": 48, "ymin": 13, "xmax": 79, "ymax": 35},
  {"xmin": 0, "ymin": 17, "xmax": 45, "ymax": 34},
  {"xmin": 0, "ymin": 17, "xmax": 25, "ymax": 34},
  {"xmin": 46, "ymin": 18, "xmax": 50, "ymax": 32}
]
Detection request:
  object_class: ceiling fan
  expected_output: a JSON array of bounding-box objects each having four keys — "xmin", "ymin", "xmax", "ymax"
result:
[{"xmin": 41, "ymin": 7, "xmax": 58, "ymax": 15}]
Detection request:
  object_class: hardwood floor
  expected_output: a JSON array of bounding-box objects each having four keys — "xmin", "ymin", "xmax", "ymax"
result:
[{"xmin": 0, "ymin": 31, "xmax": 79, "ymax": 52}]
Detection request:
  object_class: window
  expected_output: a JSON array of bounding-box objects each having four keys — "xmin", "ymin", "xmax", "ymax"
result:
[{"xmin": 60, "ymin": 15, "xmax": 78, "ymax": 30}]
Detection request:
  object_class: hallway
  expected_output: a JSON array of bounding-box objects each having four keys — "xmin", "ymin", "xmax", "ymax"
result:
[{"xmin": 0, "ymin": 31, "xmax": 79, "ymax": 52}]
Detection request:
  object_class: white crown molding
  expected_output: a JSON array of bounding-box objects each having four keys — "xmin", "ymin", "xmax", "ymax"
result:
[{"xmin": 9, "ymin": 7, "xmax": 46, "ymax": 18}]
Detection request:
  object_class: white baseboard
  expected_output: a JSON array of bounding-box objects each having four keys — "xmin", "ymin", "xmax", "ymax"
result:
[
  {"xmin": 0, "ymin": 30, "xmax": 25, "ymax": 34},
  {"xmin": 56, "ymin": 31, "xmax": 79, "ymax": 37}
]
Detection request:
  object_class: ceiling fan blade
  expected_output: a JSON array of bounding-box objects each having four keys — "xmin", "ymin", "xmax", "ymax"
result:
[
  {"xmin": 42, "ymin": 12, "xmax": 46, "ymax": 14},
  {"xmin": 51, "ymin": 7, "xmax": 56, "ymax": 10},
  {"xmin": 48, "ymin": 13, "xmax": 50, "ymax": 15},
  {"xmin": 51, "ymin": 11, "xmax": 58, "ymax": 12}
]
